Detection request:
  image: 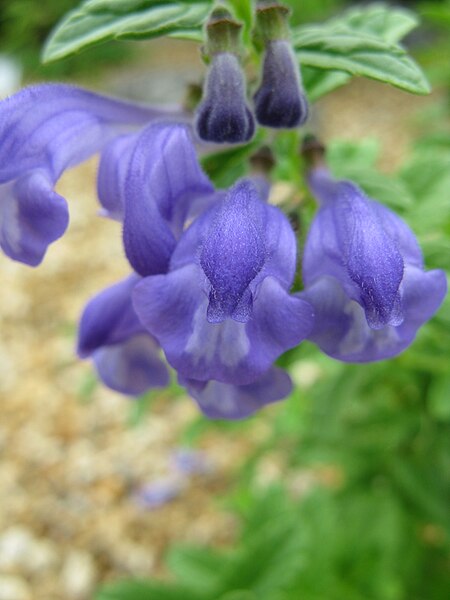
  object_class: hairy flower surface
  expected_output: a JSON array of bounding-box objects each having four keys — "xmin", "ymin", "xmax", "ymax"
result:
[
  {"xmin": 196, "ymin": 53, "xmax": 255, "ymax": 143},
  {"xmin": 77, "ymin": 275, "xmax": 169, "ymax": 396},
  {"xmin": 300, "ymin": 167, "xmax": 447, "ymax": 361},
  {"xmin": 0, "ymin": 84, "xmax": 185, "ymax": 265},
  {"xmin": 254, "ymin": 40, "xmax": 309, "ymax": 128},
  {"xmin": 120, "ymin": 122, "xmax": 215, "ymax": 276},
  {"xmin": 133, "ymin": 179, "xmax": 314, "ymax": 386}
]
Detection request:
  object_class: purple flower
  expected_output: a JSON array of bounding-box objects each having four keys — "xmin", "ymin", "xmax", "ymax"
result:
[
  {"xmin": 77, "ymin": 275, "xmax": 169, "ymax": 396},
  {"xmin": 180, "ymin": 366, "xmax": 292, "ymax": 420},
  {"xmin": 299, "ymin": 167, "xmax": 447, "ymax": 362},
  {"xmin": 254, "ymin": 40, "xmax": 309, "ymax": 128},
  {"xmin": 132, "ymin": 179, "xmax": 314, "ymax": 386},
  {"xmin": 196, "ymin": 53, "xmax": 255, "ymax": 144},
  {"xmin": 134, "ymin": 477, "xmax": 185, "ymax": 509},
  {"xmin": 171, "ymin": 448, "xmax": 213, "ymax": 475},
  {"xmin": 119, "ymin": 122, "xmax": 214, "ymax": 276},
  {"xmin": 0, "ymin": 83, "xmax": 187, "ymax": 265}
]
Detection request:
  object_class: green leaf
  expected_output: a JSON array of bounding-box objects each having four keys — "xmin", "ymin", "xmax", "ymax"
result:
[
  {"xmin": 330, "ymin": 3, "xmax": 419, "ymax": 44},
  {"xmin": 218, "ymin": 592, "xmax": 258, "ymax": 600},
  {"xmin": 293, "ymin": 4, "xmax": 429, "ymax": 95},
  {"xmin": 200, "ymin": 136, "xmax": 262, "ymax": 188},
  {"xmin": 327, "ymin": 138, "xmax": 380, "ymax": 171},
  {"xmin": 43, "ymin": 0, "xmax": 211, "ymax": 62},
  {"xmin": 428, "ymin": 374, "xmax": 450, "ymax": 421},
  {"xmin": 302, "ymin": 66, "xmax": 351, "ymax": 101},
  {"xmin": 294, "ymin": 26, "xmax": 430, "ymax": 95},
  {"xmin": 95, "ymin": 580, "xmax": 201, "ymax": 600},
  {"xmin": 166, "ymin": 546, "xmax": 224, "ymax": 594},
  {"xmin": 420, "ymin": 1, "xmax": 450, "ymax": 29},
  {"xmin": 326, "ymin": 140, "xmax": 414, "ymax": 210},
  {"xmin": 228, "ymin": 0, "xmax": 253, "ymax": 42}
]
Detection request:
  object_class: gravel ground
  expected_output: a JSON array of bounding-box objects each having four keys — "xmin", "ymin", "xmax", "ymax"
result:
[{"xmin": 0, "ymin": 39, "xmax": 433, "ymax": 600}]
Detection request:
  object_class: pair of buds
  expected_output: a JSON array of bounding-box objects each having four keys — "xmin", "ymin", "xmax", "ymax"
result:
[{"xmin": 196, "ymin": 4, "xmax": 309, "ymax": 144}]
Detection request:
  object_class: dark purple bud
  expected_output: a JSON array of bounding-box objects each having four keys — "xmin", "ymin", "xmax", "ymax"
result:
[
  {"xmin": 254, "ymin": 40, "xmax": 308, "ymax": 128},
  {"xmin": 196, "ymin": 53, "xmax": 255, "ymax": 144}
]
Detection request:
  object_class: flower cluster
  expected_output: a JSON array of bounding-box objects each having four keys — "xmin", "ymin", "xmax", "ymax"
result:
[
  {"xmin": 0, "ymin": 3, "xmax": 446, "ymax": 419},
  {"xmin": 78, "ymin": 120, "xmax": 314, "ymax": 419}
]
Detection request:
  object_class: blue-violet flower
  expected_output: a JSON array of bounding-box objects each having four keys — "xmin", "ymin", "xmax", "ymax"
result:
[
  {"xmin": 0, "ymin": 84, "xmax": 186, "ymax": 265},
  {"xmin": 132, "ymin": 179, "xmax": 314, "ymax": 386},
  {"xmin": 77, "ymin": 275, "xmax": 169, "ymax": 396},
  {"xmin": 299, "ymin": 167, "xmax": 447, "ymax": 362}
]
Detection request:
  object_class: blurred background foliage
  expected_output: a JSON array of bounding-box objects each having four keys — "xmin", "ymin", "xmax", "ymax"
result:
[
  {"xmin": 1, "ymin": 0, "xmax": 448, "ymax": 598},
  {"xmin": 0, "ymin": 0, "xmax": 132, "ymax": 78}
]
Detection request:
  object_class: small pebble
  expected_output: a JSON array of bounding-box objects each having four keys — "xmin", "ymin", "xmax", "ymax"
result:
[
  {"xmin": 61, "ymin": 550, "xmax": 97, "ymax": 600},
  {"xmin": 0, "ymin": 575, "xmax": 31, "ymax": 600},
  {"xmin": 0, "ymin": 527, "xmax": 34, "ymax": 571}
]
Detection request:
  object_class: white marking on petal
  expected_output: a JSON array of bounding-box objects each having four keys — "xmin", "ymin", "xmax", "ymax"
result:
[
  {"xmin": 339, "ymin": 297, "xmax": 399, "ymax": 357},
  {"xmin": 339, "ymin": 299, "xmax": 370, "ymax": 356},
  {"xmin": 199, "ymin": 382, "xmax": 237, "ymax": 415},
  {"xmin": 185, "ymin": 302, "xmax": 249, "ymax": 367}
]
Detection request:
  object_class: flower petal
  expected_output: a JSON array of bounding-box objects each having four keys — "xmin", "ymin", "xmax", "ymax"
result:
[
  {"xmin": 93, "ymin": 334, "xmax": 169, "ymax": 396},
  {"xmin": 304, "ymin": 174, "xmax": 404, "ymax": 329},
  {"xmin": 200, "ymin": 180, "xmax": 267, "ymax": 322},
  {"xmin": 0, "ymin": 83, "xmax": 177, "ymax": 183},
  {"xmin": 77, "ymin": 275, "xmax": 142, "ymax": 358},
  {"xmin": 0, "ymin": 84, "xmax": 186, "ymax": 264},
  {"xmin": 372, "ymin": 201, "xmax": 423, "ymax": 268},
  {"xmin": 397, "ymin": 266, "xmax": 447, "ymax": 340},
  {"xmin": 170, "ymin": 178, "xmax": 297, "ymax": 299},
  {"xmin": 301, "ymin": 268, "xmax": 447, "ymax": 362},
  {"xmin": 246, "ymin": 276, "xmax": 315, "ymax": 368},
  {"xmin": 97, "ymin": 133, "xmax": 138, "ymax": 220},
  {"xmin": 134, "ymin": 264, "xmax": 257, "ymax": 384},
  {"xmin": 134, "ymin": 267, "xmax": 314, "ymax": 385},
  {"xmin": 0, "ymin": 170, "xmax": 69, "ymax": 266},
  {"xmin": 181, "ymin": 367, "xmax": 292, "ymax": 419},
  {"xmin": 123, "ymin": 122, "xmax": 214, "ymax": 276}
]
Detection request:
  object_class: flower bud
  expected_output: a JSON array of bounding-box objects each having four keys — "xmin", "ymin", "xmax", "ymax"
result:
[
  {"xmin": 253, "ymin": 3, "xmax": 308, "ymax": 128},
  {"xmin": 196, "ymin": 52, "xmax": 255, "ymax": 143},
  {"xmin": 195, "ymin": 9, "xmax": 255, "ymax": 144}
]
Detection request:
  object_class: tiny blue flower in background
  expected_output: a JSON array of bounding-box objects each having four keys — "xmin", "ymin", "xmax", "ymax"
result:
[
  {"xmin": 132, "ymin": 179, "xmax": 314, "ymax": 387},
  {"xmin": 0, "ymin": 84, "xmax": 185, "ymax": 266},
  {"xmin": 171, "ymin": 448, "xmax": 214, "ymax": 475},
  {"xmin": 254, "ymin": 40, "xmax": 309, "ymax": 128},
  {"xmin": 134, "ymin": 477, "xmax": 186, "ymax": 510},
  {"xmin": 77, "ymin": 275, "xmax": 169, "ymax": 396},
  {"xmin": 134, "ymin": 448, "xmax": 214, "ymax": 509},
  {"xmin": 196, "ymin": 52, "xmax": 255, "ymax": 144},
  {"xmin": 299, "ymin": 166, "xmax": 447, "ymax": 362}
]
